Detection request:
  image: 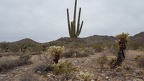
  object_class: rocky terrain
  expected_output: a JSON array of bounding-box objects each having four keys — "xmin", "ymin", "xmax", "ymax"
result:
[{"xmin": 0, "ymin": 50, "xmax": 143, "ymax": 81}]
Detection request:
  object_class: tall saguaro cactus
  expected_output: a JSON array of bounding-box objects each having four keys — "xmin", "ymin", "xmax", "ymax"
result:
[{"xmin": 67, "ymin": 0, "xmax": 84, "ymax": 38}]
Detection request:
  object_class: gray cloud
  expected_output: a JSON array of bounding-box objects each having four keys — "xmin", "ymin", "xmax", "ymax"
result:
[{"xmin": 0, "ymin": 0, "xmax": 144, "ymax": 42}]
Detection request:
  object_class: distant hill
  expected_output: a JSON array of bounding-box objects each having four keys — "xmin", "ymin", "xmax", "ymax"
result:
[
  {"xmin": 55, "ymin": 32, "xmax": 144, "ymax": 44},
  {"xmin": 55, "ymin": 35, "xmax": 116, "ymax": 44},
  {"xmin": 130, "ymin": 32, "xmax": 144, "ymax": 43},
  {"xmin": 2, "ymin": 32, "xmax": 143, "ymax": 45},
  {"xmin": 83, "ymin": 35, "xmax": 116, "ymax": 44},
  {"xmin": 12, "ymin": 38, "xmax": 40, "ymax": 45}
]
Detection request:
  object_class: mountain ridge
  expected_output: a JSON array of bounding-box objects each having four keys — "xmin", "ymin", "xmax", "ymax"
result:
[{"xmin": 1, "ymin": 32, "xmax": 144, "ymax": 44}]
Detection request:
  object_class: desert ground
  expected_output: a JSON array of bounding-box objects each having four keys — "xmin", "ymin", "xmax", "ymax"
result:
[{"xmin": 0, "ymin": 48, "xmax": 143, "ymax": 81}]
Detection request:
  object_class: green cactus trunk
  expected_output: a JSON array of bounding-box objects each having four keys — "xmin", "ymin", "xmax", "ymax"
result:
[{"xmin": 67, "ymin": 0, "xmax": 84, "ymax": 38}]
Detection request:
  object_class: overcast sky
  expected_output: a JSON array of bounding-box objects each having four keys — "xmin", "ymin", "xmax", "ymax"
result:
[{"xmin": 0, "ymin": 0, "xmax": 144, "ymax": 42}]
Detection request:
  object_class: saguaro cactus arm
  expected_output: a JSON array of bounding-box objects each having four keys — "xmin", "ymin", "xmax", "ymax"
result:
[
  {"xmin": 66, "ymin": 0, "xmax": 84, "ymax": 38},
  {"xmin": 73, "ymin": 0, "xmax": 77, "ymax": 24}
]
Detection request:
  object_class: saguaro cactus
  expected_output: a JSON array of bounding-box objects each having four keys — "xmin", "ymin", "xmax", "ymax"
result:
[{"xmin": 67, "ymin": 0, "xmax": 84, "ymax": 38}]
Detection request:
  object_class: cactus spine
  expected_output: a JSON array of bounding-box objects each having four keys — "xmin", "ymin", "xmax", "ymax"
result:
[{"xmin": 67, "ymin": 0, "xmax": 84, "ymax": 38}]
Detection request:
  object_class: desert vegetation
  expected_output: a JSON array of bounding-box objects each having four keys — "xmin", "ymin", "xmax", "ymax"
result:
[
  {"xmin": 0, "ymin": 32, "xmax": 144, "ymax": 81},
  {"xmin": 0, "ymin": 0, "xmax": 144, "ymax": 80}
]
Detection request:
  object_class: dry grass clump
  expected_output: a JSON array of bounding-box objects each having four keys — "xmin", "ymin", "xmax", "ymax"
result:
[
  {"xmin": 91, "ymin": 44, "xmax": 104, "ymax": 53},
  {"xmin": 62, "ymin": 48, "xmax": 78, "ymax": 58},
  {"xmin": 0, "ymin": 55, "xmax": 31, "ymax": 72},
  {"xmin": 34, "ymin": 62, "xmax": 53, "ymax": 75},
  {"xmin": 75, "ymin": 51, "xmax": 90, "ymax": 58},
  {"xmin": 96, "ymin": 54, "xmax": 107, "ymax": 68},
  {"xmin": 63, "ymin": 47, "xmax": 94, "ymax": 58},
  {"xmin": 136, "ymin": 55, "xmax": 144, "ymax": 68},
  {"xmin": 96, "ymin": 55, "xmax": 117, "ymax": 68}
]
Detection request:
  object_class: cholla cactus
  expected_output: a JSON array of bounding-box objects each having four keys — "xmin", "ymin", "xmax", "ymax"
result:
[
  {"xmin": 48, "ymin": 46, "xmax": 65, "ymax": 63},
  {"xmin": 111, "ymin": 32, "xmax": 129, "ymax": 69},
  {"xmin": 48, "ymin": 46, "xmax": 65, "ymax": 56},
  {"xmin": 115, "ymin": 66, "xmax": 123, "ymax": 72},
  {"xmin": 107, "ymin": 56, "xmax": 117, "ymax": 67},
  {"xmin": 52, "ymin": 60, "xmax": 77, "ymax": 75},
  {"xmin": 116, "ymin": 32, "xmax": 129, "ymax": 43},
  {"xmin": 79, "ymin": 71, "xmax": 94, "ymax": 81}
]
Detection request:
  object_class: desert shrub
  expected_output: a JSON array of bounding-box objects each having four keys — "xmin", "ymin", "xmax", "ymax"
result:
[
  {"xmin": 0, "ymin": 41, "xmax": 9, "ymax": 51},
  {"xmin": 62, "ymin": 48, "xmax": 77, "ymax": 58},
  {"xmin": 69, "ymin": 42, "xmax": 85, "ymax": 48},
  {"xmin": 96, "ymin": 54, "xmax": 108, "ymax": 68},
  {"xmin": 79, "ymin": 71, "xmax": 94, "ymax": 81},
  {"xmin": 19, "ymin": 54, "xmax": 32, "ymax": 64},
  {"xmin": 30, "ymin": 46, "xmax": 42, "ymax": 53},
  {"xmin": 110, "ymin": 44, "xmax": 119, "ymax": 55},
  {"xmin": 75, "ymin": 50, "xmax": 89, "ymax": 57},
  {"xmin": 34, "ymin": 57, "xmax": 54, "ymax": 74},
  {"xmin": 9, "ymin": 44, "xmax": 20, "ymax": 52},
  {"xmin": 83, "ymin": 47, "xmax": 95, "ymax": 55},
  {"xmin": 92, "ymin": 43, "xmax": 104, "ymax": 52},
  {"xmin": 0, "ymin": 58, "xmax": 17, "ymax": 71},
  {"xmin": 96, "ymin": 54, "xmax": 118, "ymax": 68},
  {"xmin": 38, "ymin": 53, "xmax": 52, "ymax": 63},
  {"xmin": 128, "ymin": 42, "xmax": 140, "ymax": 50},
  {"xmin": 63, "ymin": 48, "xmax": 92, "ymax": 58},
  {"xmin": 34, "ymin": 62, "xmax": 53, "ymax": 75},
  {"xmin": 137, "ymin": 56, "xmax": 144, "ymax": 68},
  {"xmin": 47, "ymin": 41, "xmax": 64, "ymax": 47},
  {"xmin": 0, "ymin": 55, "xmax": 31, "ymax": 72}
]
